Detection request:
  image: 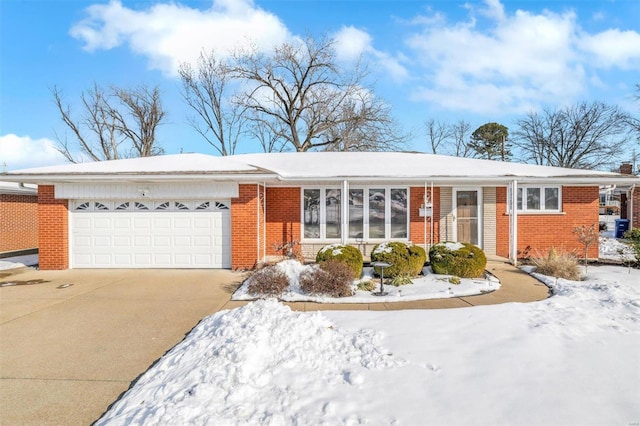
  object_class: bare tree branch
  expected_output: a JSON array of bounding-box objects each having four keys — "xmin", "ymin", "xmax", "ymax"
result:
[
  {"xmin": 514, "ymin": 101, "xmax": 631, "ymax": 169},
  {"xmin": 51, "ymin": 83, "xmax": 165, "ymax": 162}
]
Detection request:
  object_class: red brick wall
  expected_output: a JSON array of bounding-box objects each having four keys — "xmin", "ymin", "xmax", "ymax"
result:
[
  {"xmin": 496, "ymin": 186, "xmax": 599, "ymax": 259},
  {"xmin": 632, "ymin": 189, "xmax": 640, "ymax": 229},
  {"xmin": 231, "ymin": 184, "xmax": 261, "ymax": 269},
  {"xmin": 409, "ymin": 186, "xmax": 440, "ymax": 245},
  {"xmin": 38, "ymin": 185, "xmax": 69, "ymax": 270},
  {"xmin": 265, "ymin": 187, "xmax": 301, "ymax": 256},
  {"xmin": 0, "ymin": 194, "xmax": 38, "ymax": 252}
]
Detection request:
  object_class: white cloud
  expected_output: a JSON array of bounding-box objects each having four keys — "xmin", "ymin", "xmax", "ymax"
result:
[
  {"xmin": 333, "ymin": 26, "xmax": 408, "ymax": 82},
  {"xmin": 71, "ymin": 0, "xmax": 291, "ymax": 76},
  {"xmin": 334, "ymin": 26, "xmax": 372, "ymax": 61},
  {"xmin": 403, "ymin": 0, "xmax": 640, "ymax": 115},
  {"xmin": 579, "ymin": 29, "xmax": 640, "ymax": 69},
  {"xmin": 0, "ymin": 134, "xmax": 68, "ymax": 171}
]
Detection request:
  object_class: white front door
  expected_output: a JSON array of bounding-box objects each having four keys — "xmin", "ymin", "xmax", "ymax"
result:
[
  {"xmin": 70, "ymin": 200, "xmax": 231, "ymax": 268},
  {"xmin": 453, "ymin": 188, "xmax": 482, "ymax": 246}
]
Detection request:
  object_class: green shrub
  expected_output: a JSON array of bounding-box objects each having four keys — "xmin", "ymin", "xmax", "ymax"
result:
[
  {"xmin": 624, "ymin": 228, "xmax": 640, "ymax": 242},
  {"xmin": 370, "ymin": 242, "xmax": 426, "ymax": 278},
  {"xmin": 429, "ymin": 242, "xmax": 487, "ymax": 278},
  {"xmin": 530, "ymin": 248, "xmax": 581, "ymax": 280},
  {"xmin": 247, "ymin": 266, "xmax": 289, "ymax": 296},
  {"xmin": 316, "ymin": 244, "xmax": 363, "ymax": 278},
  {"xmin": 300, "ymin": 260, "xmax": 355, "ymax": 298}
]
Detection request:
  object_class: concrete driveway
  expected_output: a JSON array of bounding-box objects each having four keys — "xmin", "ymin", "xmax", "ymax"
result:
[{"xmin": 0, "ymin": 267, "xmax": 246, "ymax": 425}]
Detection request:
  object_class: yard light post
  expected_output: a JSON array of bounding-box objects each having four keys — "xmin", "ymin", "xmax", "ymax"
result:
[{"xmin": 371, "ymin": 261, "xmax": 391, "ymax": 296}]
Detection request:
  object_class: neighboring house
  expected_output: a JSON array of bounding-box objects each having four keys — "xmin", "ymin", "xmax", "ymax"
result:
[
  {"xmin": 2, "ymin": 152, "xmax": 638, "ymax": 270},
  {"xmin": 0, "ymin": 181, "xmax": 38, "ymax": 254}
]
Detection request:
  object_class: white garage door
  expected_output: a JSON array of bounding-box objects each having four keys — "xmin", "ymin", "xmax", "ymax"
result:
[{"xmin": 70, "ymin": 200, "xmax": 231, "ymax": 268}]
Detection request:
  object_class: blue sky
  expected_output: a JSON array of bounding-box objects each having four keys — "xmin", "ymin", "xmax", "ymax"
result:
[{"xmin": 1, "ymin": 0, "xmax": 639, "ymax": 170}]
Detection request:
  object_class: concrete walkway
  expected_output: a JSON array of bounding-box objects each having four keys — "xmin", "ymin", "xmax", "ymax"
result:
[
  {"xmin": 220, "ymin": 257, "xmax": 550, "ymax": 311},
  {"xmin": 0, "ymin": 259, "xmax": 546, "ymax": 425}
]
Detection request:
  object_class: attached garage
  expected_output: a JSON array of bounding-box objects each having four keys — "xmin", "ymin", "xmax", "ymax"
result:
[{"xmin": 69, "ymin": 199, "xmax": 231, "ymax": 268}]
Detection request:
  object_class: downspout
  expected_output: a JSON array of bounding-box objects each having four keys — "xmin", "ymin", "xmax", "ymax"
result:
[
  {"xmin": 510, "ymin": 180, "xmax": 518, "ymax": 266},
  {"xmin": 341, "ymin": 180, "xmax": 349, "ymax": 245},
  {"xmin": 263, "ymin": 183, "xmax": 267, "ymax": 263},
  {"xmin": 630, "ymin": 184, "xmax": 636, "ymax": 229},
  {"xmin": 431, "ymin": 181, "xmax": 434, "ymax": 249},
  {"xmin": 257, "ymin": 184, "xmax": 261, "ymax": 266},
  {"xmin": 423, "ymin": 182, "xmax": 427, "ymax": 252}
]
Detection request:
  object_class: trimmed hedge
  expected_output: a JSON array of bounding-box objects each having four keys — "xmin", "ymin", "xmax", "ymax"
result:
[
  {"xmin": 316, "ymin": 244, "xmax": 363, "ymax": 278},
  {"xmin": 429, "ymin": 242, "xmax": 487, "ymax": 278},
  {"xmin": 370, "ymin": 242, "xmax": 427, "ymax": 278}
]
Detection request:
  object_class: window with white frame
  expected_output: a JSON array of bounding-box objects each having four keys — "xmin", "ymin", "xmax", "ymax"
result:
[
  {"xmin": 303, "ymin": 187, "xmax": 408, "ymax": 240},
  {"xmin": 303, "ymin": 188, "xmax": 341, "ymax": 239},
  {"xmin": 515, "ymin": 186, "xmax": 561, "ymax": 212}
]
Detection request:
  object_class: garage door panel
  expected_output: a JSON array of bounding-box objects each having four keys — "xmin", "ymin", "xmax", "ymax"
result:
[
  {"xmin": 133, "ymin": 217, "xmax": 152, "ymax": 229},
  {"xmin": 71, "ymin": 202, "xmax": 230, "ymax": 268}
]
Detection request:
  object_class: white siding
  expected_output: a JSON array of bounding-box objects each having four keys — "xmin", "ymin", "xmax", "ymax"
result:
[
  {"xmin": 56, "ymin": 182, "xmax": 238, "ymax": 200},
  {"xmin": 439, "ymin": 187, "xmax": 453, "ymax": 242},
  {"xmin": 483, "ymin": 187, "xmax": 497, "ymax": 255}
]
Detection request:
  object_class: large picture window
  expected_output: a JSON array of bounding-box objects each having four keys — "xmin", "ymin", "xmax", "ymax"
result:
[
  {"xmin": 303, "ymin": 187, "xmax": 408, "ymax": 241},
  {"xmin": 515, "ymin": 186, "xmax": 561, "ymax": 212}
]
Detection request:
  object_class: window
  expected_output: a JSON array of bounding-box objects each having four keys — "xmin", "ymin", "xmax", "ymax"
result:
[
  {"xmin": 303, "ymin": 187, "xmax": 408, "ymax": 240},
  {"xmin": 515, "ymin": 186, "xmax": 561, "ymax": 212}
]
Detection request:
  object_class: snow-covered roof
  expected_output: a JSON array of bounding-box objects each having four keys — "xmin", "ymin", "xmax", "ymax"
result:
[
  {"xmin": 7, "ymin": 153, "xmax": 260, "ymax": 175},
  {"xmin": 2, "ymin": 151, "xmax": 638, "ymax": 185}
]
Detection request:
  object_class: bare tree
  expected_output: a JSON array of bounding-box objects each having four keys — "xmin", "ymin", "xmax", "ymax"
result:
[
  {"xmin": 231, "ymin": 35, "xmax": 406, "ymax": 152},
  {"xmin": 449, "ymin": 120, "xmax": 474, "ymax": 158},
  {"xmin": 514, "ymin": 101, "xmax": 631, "ymax": 169},
  {"xmin": 52, "ymin": 84, "xmax": 165, "ymax": 162},
  {"xmin": 178, "ymin": 52, "xmax": 246, "ymax": 156},
  {"xmin": 425, "ymin": 119, "xmax": 450, "ymax": 154}
]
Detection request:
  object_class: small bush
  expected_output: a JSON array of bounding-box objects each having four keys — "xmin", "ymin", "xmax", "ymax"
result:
[
  {"xmin": 246, "ymin": 266, "xmax": 289, "ymax": 296},
  {"xmin": 370, "ymin": 242, "xmax": 426, "ymax": 278},
  {"xmin": 300, "ymin": 260, "xmax": 355, "ymax": 298},
  {"xmin": 316, "ymin": 244, "xmax": 363, "ymax": 278},
  {"xmin": 624, "ymin": 228, "xmax": 640, "ymax": 242},
  {"xmin": 429, "ymin": 242, "xmax": 487, "ymax": 278},
  {"xmin": 531, "ymin": 248, "xmax": 581, "ymax": 280},
  {"xmin": 357, "ymin": 280, "xmax": 377, "ymax": 292},
  {"xmin": 390, "ymin": 273, "xmax": 413, "ymax": 286}
]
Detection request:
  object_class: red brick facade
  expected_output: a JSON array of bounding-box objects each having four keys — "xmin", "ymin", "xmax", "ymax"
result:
[
  {"xmin": 409, "ymin": 186, "xmax": 440, "ymax": 245},
  {"xmin": 496, "ymin": 186, "xmax": 599, "ymax": 259},
  {"xmin": 38, "ymin": 185, "xmax": 69, "ymax": 270},
  {"xmin": 32, "ymin": 182, "xmax": 601, "ymax": 270},
  {"xmin": 265, "ymin": 187, "xmax": 301, "ymax": 256},
  {"xmin": 230, "ymin": 184, "xmax": 263, "ymax": 269},
  {"xmin": 631, "ymin": 188, "xmax": 640, "ymax": 229},
  {"xmin": 0, "ymin": 193, "xmax": 38, "ymax": 252}
]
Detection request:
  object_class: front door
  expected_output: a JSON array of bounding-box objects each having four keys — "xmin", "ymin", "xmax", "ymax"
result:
[{"xmin": 453, "ymin": 188, "xmax": 481, "ymax": 246}]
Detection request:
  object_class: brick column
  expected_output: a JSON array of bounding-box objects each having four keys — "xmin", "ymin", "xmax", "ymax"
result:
[{"xmin": 38, "ymin": 185, "xmax": 69, "ymax": 269}]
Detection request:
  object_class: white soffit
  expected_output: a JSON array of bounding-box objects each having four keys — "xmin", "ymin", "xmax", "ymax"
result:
[{"xmin": 56, "ymin": 182, "xmax": 239, "ymax": 200}]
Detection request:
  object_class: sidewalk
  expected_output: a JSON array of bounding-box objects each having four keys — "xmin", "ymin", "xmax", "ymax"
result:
[{"xmin": 220, "ymin": 257, "xmax": 550, "ymax": 312}]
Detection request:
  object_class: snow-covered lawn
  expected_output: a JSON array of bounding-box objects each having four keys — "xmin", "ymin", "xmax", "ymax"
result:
[
  {"xmin": 98, "ymin": 265, "xmax": 640, "ymax": 425},
  {"xmin": 232, "ymin": 260, "xmax": 501, "ymax": 303}
]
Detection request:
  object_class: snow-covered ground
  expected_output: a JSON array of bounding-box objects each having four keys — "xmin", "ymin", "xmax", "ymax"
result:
[
  {"xmin": 232, "ymin": 260, "xmax": 500, "ymax": 303},
  {"xmin": 0, "ymin": 254, "xmax": 38, "ymax": 270},
  {"xmin": 98, "ymin": 265, "xmax": 640, "ymax": 425},
  {"xmin": 599, "ymin": 235, "xmax": 636, "ymax": 261}
]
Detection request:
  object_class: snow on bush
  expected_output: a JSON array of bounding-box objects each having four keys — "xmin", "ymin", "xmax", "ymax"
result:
[{"xmin": 96, "ymin": 299, "xmax": 402, "ymax": 425}]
